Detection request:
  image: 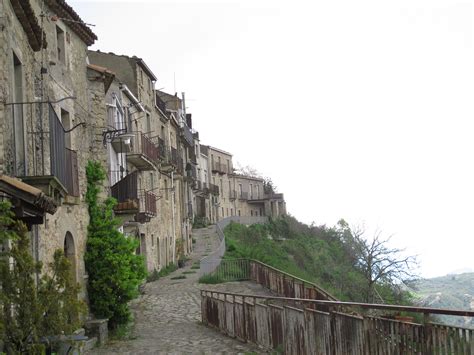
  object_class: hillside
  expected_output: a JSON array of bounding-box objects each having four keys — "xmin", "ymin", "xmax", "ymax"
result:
[
  {"xmin": 410, "ymin": 273, "xmax": 474, "ymax": 328},
  {"xmin": 223, "ymin": 216, "xmax": 412, "ymax": 304}
]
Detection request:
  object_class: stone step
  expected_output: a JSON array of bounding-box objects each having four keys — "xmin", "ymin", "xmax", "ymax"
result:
[{"xmin": 84, "ymin": 337, "xmax": 98, "ymax": 352}]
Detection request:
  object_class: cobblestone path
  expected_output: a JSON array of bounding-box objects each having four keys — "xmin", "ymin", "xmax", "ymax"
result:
[{"xmin": 88, "ymin": 225, "xmax": 270, "ymax": 354}]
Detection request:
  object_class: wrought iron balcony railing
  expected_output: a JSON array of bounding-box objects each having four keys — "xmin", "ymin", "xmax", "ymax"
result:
[
  {"xmin": 127, "ymin": 132, "xmax": 159, "ymax": 170},
  {"xmin": 111, "ymin": 171, "xmax": 157, "ymax": 222},
  {"xmin": 11, "ymin": 102, "xmax": 80, "ymax": 199}
]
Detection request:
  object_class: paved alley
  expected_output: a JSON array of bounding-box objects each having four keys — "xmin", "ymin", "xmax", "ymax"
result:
[{"xmin": 88, "ymin": 225, "xmax": 269, "ymax": 354}]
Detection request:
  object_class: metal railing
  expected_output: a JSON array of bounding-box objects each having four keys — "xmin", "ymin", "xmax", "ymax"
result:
[
  {"xmin": 10, "ymin": 102, "xmax": 79, "ymax": 197},
  {"xmin": 199, "ymin": 216, "xmax": 268, "ymax": 276},
  {"xmin": 138, "ymin": 189, "xmax": 157, "ymax": 216},
  {"xmin": 207, "ymin": 259, "xmax": 336, "ymax": 301},
  {"xmin": 211, "ymin": 161, "xmax": 229, "ymax": 174},
  {"xmin": 181, "ymin": 123, "xmax": 194, "ymax": 146},
  {"xmin": 201, "ymin": 290, "xmax": 474, "ymax": 354},
  {"xmin": 156, "ymin": 137, "xmax": 167, "ymax": 160},
  {"xmin": 209, "ymin": 183, "xmax": 219, "ymax": 195},
  {"xmin": 110, "ymin": 171, "xmax": 139, "ymax": 203},
  {"xmin": 128, "ymin": 131, "xmax": 159, "ymax": 166}
]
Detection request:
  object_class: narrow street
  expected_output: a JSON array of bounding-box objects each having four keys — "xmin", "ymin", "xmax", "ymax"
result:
[{"xmin": 88, "ymin": 225, "xmax": 269, "ymax": 354}]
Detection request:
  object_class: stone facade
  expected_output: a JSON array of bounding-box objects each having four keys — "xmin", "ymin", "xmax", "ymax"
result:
[
  {"xmin": 0, "ymin": 0, "xmax": 101, "ymax": 297},
  {"xmin": 1, "ymin": 0, "xmax": 287, "ymax": 302}
]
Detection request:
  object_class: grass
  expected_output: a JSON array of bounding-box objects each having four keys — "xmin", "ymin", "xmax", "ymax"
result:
[
  {"xmin": 170, "ymin": 275, "xmax": 186, "ymax": 280},
  {"xmin": 198, "ymin": 273, "xmax": 224, "ymax": 284},
  {"xmin": 182, "ymin": 270, "xmax": 196, "ymax": 274},
  {"xmin": 191, "ymin": 265, "xmax": 200, "ymax": 270},
  {"xmin": 109, "ymin": 319, "xmax": 136, "ymax": 341},
  {"xmin": 146, "ymin": 263, "xmax": 178, "ymax": 282}
]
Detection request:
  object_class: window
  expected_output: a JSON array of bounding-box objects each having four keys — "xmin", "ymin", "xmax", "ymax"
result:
[
  {"xmin": 249, "ymin": 184, "xmax": 253, "ymax": 199},
  {"xmin": 231, "ymin": 208, "xmax": 233, "ymax": 216},
  {"xmin": 251, "ymin": 210, "xmax": 253, "ymax": 216},
  {"xmin": 146, "ymin": 112, "xmax": 151, "ymax": 134},
  {"xmin": 238, "ymin": 210, "xmax": 241, "ymax": 216},
  {"xmin": 56, "ymin": 26, "xmax": 65, "ymax": 63},
  {"xmin": 239, "ymin": 184, "xmax": 243, "ymax": 197},
  {"xmin": 165, "ymin": 179, "xmax": 169, "ymax": 200},
  {"xmin": 150, "ymin": 173, "xmax": 154, "ymax": 190}
]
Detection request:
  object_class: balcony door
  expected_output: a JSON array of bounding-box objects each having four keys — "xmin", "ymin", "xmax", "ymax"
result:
[{"xmin": 12, "ymin": 52, "xmax": 26, "ymax": 176}]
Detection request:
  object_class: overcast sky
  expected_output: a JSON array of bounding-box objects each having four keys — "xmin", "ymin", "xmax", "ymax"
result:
[{"xmin": 70, "ymin": 0, "xmax": 474, "ymax": 278}]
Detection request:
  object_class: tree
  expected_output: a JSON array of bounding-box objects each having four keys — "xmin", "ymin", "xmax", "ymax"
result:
[
  {"xmin": 84, "ymin": 161, "xmax": 146, "ymax": 328},
  {"xmin": 234, "ymin": 163, "xmax": 262, "ymax": 178},
  {"xmin": 0, "ymin": 201, "xmax": 84, "ymax": 353},
  {"xmin": 351, "ymin": 226, "xmax": 418, "ymax": 303}
]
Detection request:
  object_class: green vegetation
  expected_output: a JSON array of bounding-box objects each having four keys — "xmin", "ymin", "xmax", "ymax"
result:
[
  {"xmin": 170, "ymin": 275, "xmax": 186, "ymax": 280},
  {"xmin": 222, "ymin": 216, "xmax": 413, "ymax": 304},
  {"xmin": 0, "ymin": 201, "xmax": 85, "ymax": 353},
  {"xmin": 146, "ymin": 264, "xmax": 179, "ymax": 282},
  {"xmin": 409, "ymin": 273, "xmax": 474, "ymax": 328},
  {"xmin": 85, "ymin": 161, "xmax": 146, "ymax": 329},
  {"xmin": 193, "ymin": 216, "xmax": 208, "ymax": 229},
  {"xmin": 191, "ymin": 265, "xmax": 200, "ymax": 270},
  {"xmin": 182, "ymin": 270, "xmax": 196, "ymax": 274},
  {"xmin": 198, "ymin": 273, "xmax": 224, "ymax": 284}
]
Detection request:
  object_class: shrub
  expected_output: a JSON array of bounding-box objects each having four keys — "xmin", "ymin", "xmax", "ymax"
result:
[
  {"xmin": 85, "ymin": 161, "xmax": 146, "ymax": 328},
  {"xmin": 0, "ymin": 201, "xmax": 84, "ymax": 353}
]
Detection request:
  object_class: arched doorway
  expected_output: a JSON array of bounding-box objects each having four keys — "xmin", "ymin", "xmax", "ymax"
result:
[{"xmin": 64, "ymin": 232, "xmax": 77, "ymax": 283}]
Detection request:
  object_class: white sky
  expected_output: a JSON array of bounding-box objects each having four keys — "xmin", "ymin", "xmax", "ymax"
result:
[{"xmin": 70, "ymin": 0, "xmax": 474, "ymax": 278}]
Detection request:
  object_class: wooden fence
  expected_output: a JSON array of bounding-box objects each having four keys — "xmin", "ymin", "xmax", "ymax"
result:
[
  {"xmin": 201, "ymin": 290, "xmax": 474, "ymax": 355},
  {"xmin": 201, "ymin": 258, "xmax": 336, "ymax": 302}
]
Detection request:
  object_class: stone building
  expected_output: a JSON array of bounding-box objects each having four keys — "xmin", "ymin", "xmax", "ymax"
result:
[
  {"xmin": 0, "ymin": 0, "xmax": 103, "ymax": 295},
  {"xmin": 1, "ymin": 0, "xmax": 286, "ymax": 298}
]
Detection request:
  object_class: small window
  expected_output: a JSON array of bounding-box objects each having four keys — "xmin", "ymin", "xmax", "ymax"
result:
[
  {"xmin": 56, "ymin": 26, "xmax": 65, "ymax": 63},
  {"xmin": 164, "ymin": 179, "xmax": 169, "ymax": 200},
  {"xmin": 238, "ymin": 210, "xmax": 241, "ymax": 216}
]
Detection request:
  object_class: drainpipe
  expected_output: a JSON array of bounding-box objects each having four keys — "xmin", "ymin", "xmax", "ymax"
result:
[{"xmin": 171, "ymin": 171, "xmax": 176, "ymax": 264}]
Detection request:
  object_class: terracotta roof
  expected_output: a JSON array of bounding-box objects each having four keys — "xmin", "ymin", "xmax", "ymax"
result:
[
  {"xmin": 87, "ymin": 63, "xmax": 115, "ymax": 91},
  {"xmin": 0, "ymin": 175, "xmax": 57, "ymax": 214},
  {"xmin": 10, "ymin": 0, "xmax": 47, "ymax": 51},
  {"xmin": 44, "ymin": 0, "xmax": 97, "ymax": 45}
]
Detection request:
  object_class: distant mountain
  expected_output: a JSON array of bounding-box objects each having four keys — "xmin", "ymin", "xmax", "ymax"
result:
[
  {"xmin": 410, "ymin": 272, "xmax": 474, "ymax": 328},
  {"xmin": 448, "ymin": 267, "xmax": 474, "ymax": 275}
]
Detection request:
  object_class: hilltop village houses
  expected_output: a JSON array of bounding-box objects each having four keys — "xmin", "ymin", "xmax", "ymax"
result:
[{"xmin": 0, "ymin": 0, "xmax": 286, "ymax": 297}]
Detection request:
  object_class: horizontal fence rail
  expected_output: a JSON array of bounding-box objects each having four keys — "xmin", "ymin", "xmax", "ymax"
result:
[
  {"xmin": 199, "ymin": 216, "xmax": 268, "ymax": 276},
  {"xmin": 201, "ymin": 290, "xmax": 474, "ymax": 355}
]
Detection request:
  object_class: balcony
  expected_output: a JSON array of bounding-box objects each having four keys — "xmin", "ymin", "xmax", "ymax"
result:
[
  {"xmin": 127, "ymin": 132, "xmax": 159, "ymax": 171},
  {"xmin": 229, "ymin": 190, "xmax": 237, "ymax": 200},
  {"xmin": 239, "ymin": 191, "xmax": 249, "ymax": 201},
  {"xmin": 110, "ymin": 130, "xmax": 134, "ymax": 153},
  {"xmin": 189, "ymin": 148, "xmax": 198, "ymax": 165},
  {"xmin": 186, "ymin": 163, "xmax": 197, "ymax": 181},
  {"xmin": 110, "ymin": 171, "xmax": 157, "ymax": 223},
  {"xmin": 18, "ymin": 103, "xmax": 79, "ymax": 202},
  {"xmin": 180, "ymin": 123, "xmax": 194, "ymax": 147},
  {"xmin": 209, "ymin": 183, "xmax": 219, "ymax": 195},
  {"xmin": 211, "ymin": 162, "xmax": 228, "ymax": 175}
]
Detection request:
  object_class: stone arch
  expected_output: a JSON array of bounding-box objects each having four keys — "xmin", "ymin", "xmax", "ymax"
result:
[{"xmin": 64, "ymin": 231, "xmax": 77, "ymax": 282}]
